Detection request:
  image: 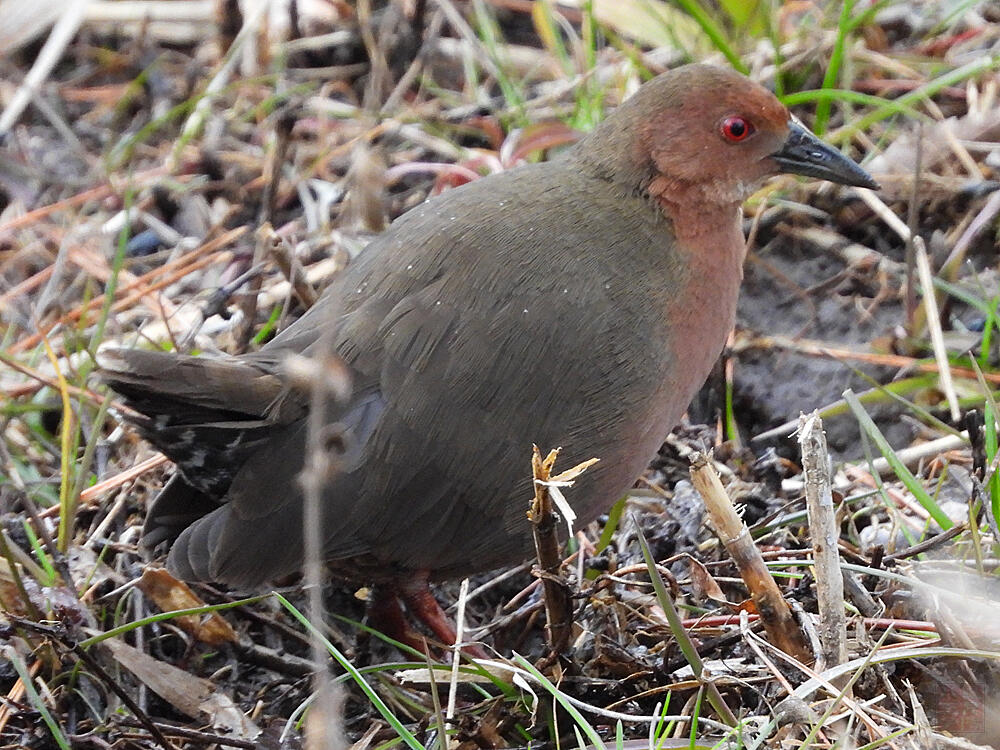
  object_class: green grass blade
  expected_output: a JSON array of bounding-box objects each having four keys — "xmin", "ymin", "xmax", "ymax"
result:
[
  {"xmin": 814, "ymin": 0, "xmax": 854, "ymax": 135},
  {"xmin": 781, "ymin": 88, "xmax": 921, "ymax": 119},
  {"xmin": 843, "ymin": 389, "xmax": 952, "ymax": 529},
  {"xmin": 4, "ymin": 645, "xmax": 71, "ymax": 750},
  {"xmin": 635, "ymin": 521, "xmax": 737, "ymax": 726},
  {"xmin": 595, "ymin": 495, "xmax": 626, "ymax": 554},
  {"xmin": 276, "ymin": 593, "xmax": 424, "ymax": 749},
  {"xmin": 511, "ymin": 654, "xmax": 608, "ymax": 750},
  {"xmin": 670, "ymin": 0, "xmax": 747, "ymax": 72},
  {"xmin": 834, "ymin": 55, "xmax": 1000, "ymax": 142},
  {"xmin": 78, "ymin": 595, "xmax": 268, "ymax": 647}
]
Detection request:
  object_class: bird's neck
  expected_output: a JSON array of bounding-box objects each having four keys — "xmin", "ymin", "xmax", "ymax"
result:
[
  {"xmin": 646, "ymin": 175, "xmax": 745, "ymax": 243},
  {"xmin": 653, "ymin": 182, "xmax": 746, "ymax": 411}
]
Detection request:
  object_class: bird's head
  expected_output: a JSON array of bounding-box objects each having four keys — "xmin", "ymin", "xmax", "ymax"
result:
[{"xmin": 581, "ymin": 64, "xmax": 877, "ymax": 209}]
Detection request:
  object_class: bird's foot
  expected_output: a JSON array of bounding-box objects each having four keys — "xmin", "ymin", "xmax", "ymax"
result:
[{"xmin": 368, "ymin": 577, "xmax": 487, "ymax": 659}]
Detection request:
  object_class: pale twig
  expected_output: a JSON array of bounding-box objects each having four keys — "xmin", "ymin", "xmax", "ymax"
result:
[
  {"xmin": 847, "ymin": 432, "xmax": 968, "ymax": 478},
  {"xmin": 431, "ymin": 0, "xmax": 509, "ymax": 84},
  {"xmin": 446, "ymin": 578, "xmax": 470, "ymax": 721},
  {"xmin": 0, "ymin": 0, "xmax": 89, "ymax": 136},
  {"xmin": 941, "ymin": 189, "xmax": 1000, "ymax": 277},
  {"xmin": 940, "ymin": 119, "xmax": 981, "ymax": 178},
  {"xmin": 731, "ymin": 333, "xmax": 1000, "ymax": 385},
  {"xmin": 798, "ymin": 413, "xmax": 848, "ymax": 684},
  {"xmin": 739, "ymin": 611, "xmax": 795, "ymax": 695},
  {"xmin": 79, "ymin": 454, "xmax": 170, "ymax": 505},
  {"xmin": 258, "ymin": 224, "xmax": 317, "ymax": 308},
  {"xmin": 856, "ymin": 187, "xmax": 911, "ymax": 242},
  {"xmin": 914, "ymin": 236, "xmax": 961, "ymax": 422},
  {"xmin": 294, "ymin": 334, "xmax": 352, "ymax": 750}
]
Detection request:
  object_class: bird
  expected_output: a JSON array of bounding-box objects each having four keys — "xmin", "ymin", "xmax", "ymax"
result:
[{"xmin": 101, "ymin": 64, "xmax": 877, "ymax": 648}]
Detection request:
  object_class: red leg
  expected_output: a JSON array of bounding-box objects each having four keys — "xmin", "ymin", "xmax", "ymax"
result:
[
  {"xmin": 368, "ymin": 585, "xmax": 430, "ymax": 653},
  {"xmin": 398, "ymin": 573, "xmax": 488, "ymax": 659}
]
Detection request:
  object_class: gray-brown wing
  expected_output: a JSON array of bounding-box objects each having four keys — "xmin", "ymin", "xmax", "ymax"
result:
[{"xmin": 178, "ymin": 163, "xmax": 684, "ymax": 585}]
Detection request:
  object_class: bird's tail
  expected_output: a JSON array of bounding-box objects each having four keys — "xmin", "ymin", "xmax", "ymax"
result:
[
  {"xmin": 98, "ymin": 348, "xmax": 286, "ymax": 421},
  {"xmin": 98, "ymin": 348, "xmax": 288, "ymax": 496}
]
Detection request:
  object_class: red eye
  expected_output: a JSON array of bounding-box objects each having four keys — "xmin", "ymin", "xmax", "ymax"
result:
[{"xmin": 721, "ymin": 116, "xmax": 754, "ymax": 142}]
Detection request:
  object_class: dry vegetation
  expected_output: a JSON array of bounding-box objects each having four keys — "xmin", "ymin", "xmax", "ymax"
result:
[{"xmin": 2, "ymin": 0, "xmax": 1000, "ymax": 748}]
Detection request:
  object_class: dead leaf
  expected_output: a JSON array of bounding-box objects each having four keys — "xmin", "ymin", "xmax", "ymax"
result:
[
  {"xmin": 138, "ymin": 567, "xmax": 238, "ymax": 646},
  {"xmin": 103, "ymin": 637, "xmax": 259, "ymax": 739},
  {"xmin": 687, "ymin": 555, "xmax": 731, "ymax": 607}
]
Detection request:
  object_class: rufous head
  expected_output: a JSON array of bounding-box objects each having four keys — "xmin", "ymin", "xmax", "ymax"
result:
[{"xmin": 578, "ymin": 64, "xmax": 876, "ymax": 209}]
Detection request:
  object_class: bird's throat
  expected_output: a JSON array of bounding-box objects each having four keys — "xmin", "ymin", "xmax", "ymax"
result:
[{"xmin": 647, "ymin": 175, "xmax": 745, "ymax": 243}]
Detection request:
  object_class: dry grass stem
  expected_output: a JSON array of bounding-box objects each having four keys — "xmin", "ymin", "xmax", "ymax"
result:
[
  {"xmin": 0, "ymin": 0, "xmax": 89, "ymax": 135},
  {"xmin": 296, "ymin": 338, "xmax": 352, "ymax": 748},
  {"xmin": 914, "ymin": 236, "xmax": 961, "ymax": 422},
  {"xmin": 528, "ymin": 445, "xmax": 575, "ymax": 655},
  {"xmin": 258, "ymin": 223, "xmax": 317, "ymax": 308},
  {"xmin": 690, "ymin": 452, "xmax": 812, "ymax": 664},
  {"xmin": 853, "ymin": 432, "xmax": 968, "ymax": 477},
  {"xmin": 797, "ymin": 413, "xmax": 848, "ymax": 682},
  {"xmin": 857, "ymin": 187, "xmax": 911, "ymax": 242},
  {"xmin": 733, "ymin": 333, "xmax": 1000, "ymax": 385}
]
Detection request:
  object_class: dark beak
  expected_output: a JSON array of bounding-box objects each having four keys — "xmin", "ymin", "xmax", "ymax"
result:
[{"xmin": 771, "ymin": 120, "xmax": 879, "ymax": 190}]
